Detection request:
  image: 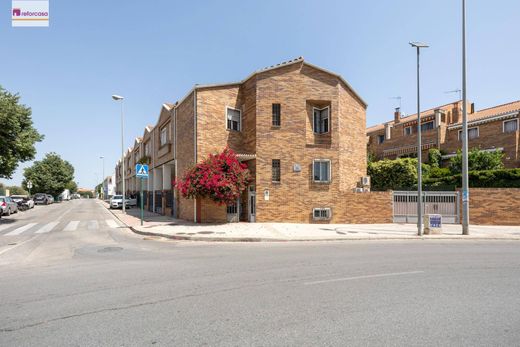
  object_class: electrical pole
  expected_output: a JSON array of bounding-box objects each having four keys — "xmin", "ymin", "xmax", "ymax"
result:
[{"xmin": 461, "ymin": 0, "xmax": 470, "ymax": 235}]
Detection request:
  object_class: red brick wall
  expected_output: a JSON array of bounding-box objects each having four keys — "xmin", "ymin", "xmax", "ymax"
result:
[{"xmin": 462, "ymin": 188, "xmax": 520, "ymax": 225}]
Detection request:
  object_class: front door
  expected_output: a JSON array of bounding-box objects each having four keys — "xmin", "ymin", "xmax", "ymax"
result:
[{"xmin": 248, "ymin": 187, "xmax": 256, "ymax": 222}]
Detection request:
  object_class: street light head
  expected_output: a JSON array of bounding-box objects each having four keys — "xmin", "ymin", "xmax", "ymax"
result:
[
  {"xmin": 112, "ymin": 94, "xmax": 124, "ymax": 101},
  {"xmin": 409, "ymin": 42, "xmax": 429, "ymax": 48}
]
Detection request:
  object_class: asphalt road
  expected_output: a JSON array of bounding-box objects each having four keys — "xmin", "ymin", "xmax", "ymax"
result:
[{"xmin": 0, "ymin": 199, "xmax": 519, "ymax": 346}]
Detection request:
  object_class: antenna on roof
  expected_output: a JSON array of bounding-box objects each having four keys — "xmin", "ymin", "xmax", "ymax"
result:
[
  {"xmin": 390, "ymin": 96, "xmax": 402, "ymax": 109},
  {"xmin": 445, "ymin": 89, "xmax": 462, "ymax": 100}
]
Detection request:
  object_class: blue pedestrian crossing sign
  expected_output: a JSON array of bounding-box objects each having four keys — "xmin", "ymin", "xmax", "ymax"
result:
[{"xmin": 136, "ymin": 164, "xmax": 149, "ymax": 178}]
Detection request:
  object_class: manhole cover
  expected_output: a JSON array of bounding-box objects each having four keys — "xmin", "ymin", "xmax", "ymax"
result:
[
  {"xmin": 197, "ymin": 231, "xmax": 214, "ymax": 235},
  {"xmin": 97, "ymin": 246, "xmax": 123, "ymax": 253}
]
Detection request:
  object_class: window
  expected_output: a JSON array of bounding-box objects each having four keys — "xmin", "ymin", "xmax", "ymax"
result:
[
  {"xmin": 313, "ymin": 159, "xmax": 331, "ymax": 183},
  {"xmin": 145, "ymin": 142, "xmax": 150, "ymax": 156},
  {"xmin": 226, "ymin": 204, "xmax": 238, "ymax": 214},
  {"xmin": 504, "ymin": 119, "xmax": 518, "ymax": 133},
  {"xmin": 313, "ymin": 208, "xmax": 331, "ymax": 220},
  {"xmin": 313, "ymin": 107, "xmax": 330, "ymax": 134},
  {"xmin": 421, "ymin": 121, "xmax": 434, "ymax": 132},
  {"xmin": 160, "ymin": 126, "xmax": 168, "ymax": 146},
  {"xmin": 377, "ymin": 134, "xmax": 385, "ymax": 144},
  {"xmin": 458, "ymin": 127, "xmax": 479, "ymax": 141},
  {"xmin": 272, "ymin": 104, "xmax": 281, "ymax": 127},
  {"xmin": 272, "ymin": 159, "xmax": 281, "ymax": 182},
  {"xmin": 404, "ymin": 126, "xmax": 412, "ymax": 136},
  {"xmin": 226, "ymin": 107, "xmax": 241, "ymax": 131}
]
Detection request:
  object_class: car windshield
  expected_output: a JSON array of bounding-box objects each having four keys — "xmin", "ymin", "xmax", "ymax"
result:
[{"xmin": 113, "ymin": 195, "xmax": 122, "ymax": 199}]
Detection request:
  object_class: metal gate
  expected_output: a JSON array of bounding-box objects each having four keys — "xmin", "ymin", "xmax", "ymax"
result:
[{"xmin": 393, "ymin": 191, "xmax": 460, "ymax": 224}]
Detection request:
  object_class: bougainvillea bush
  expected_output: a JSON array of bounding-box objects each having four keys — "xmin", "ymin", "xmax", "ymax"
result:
[{"xmin": 174, "ymin": 148, "xmax": 251, "ymax": 205}]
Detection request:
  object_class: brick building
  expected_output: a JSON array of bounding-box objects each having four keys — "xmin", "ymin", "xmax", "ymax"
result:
[
  {"xmin": 367, "ymin": 100, "xmax": 520, "ymax": 167},
  {"xmin": 116, "ymin": 57, "xmax": 371, "ymax": 223}
]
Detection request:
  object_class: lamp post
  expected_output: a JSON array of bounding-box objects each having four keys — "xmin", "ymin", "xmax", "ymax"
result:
[
  {"xmin": 409, "ymin": 41, "xmax": 429, "ymax": 236},
  {"xmin": 99, "ymin": 156, "xmax": 105, "ymax": 200},
  {"xmin": 112, "ymin": 94, "xmax": 126, "ymax": 213},
  {"xmin": 461, "ymin": 0, "xmax": 470, "ymax": 235}
]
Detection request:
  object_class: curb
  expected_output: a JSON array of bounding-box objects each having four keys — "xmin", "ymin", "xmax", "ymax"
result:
[{"xmin": 104, "ymin": 204, "xmax": 520, "ymax": 243}]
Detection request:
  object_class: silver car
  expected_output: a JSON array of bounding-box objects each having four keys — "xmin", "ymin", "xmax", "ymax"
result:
[{"xmin": 0, "ymin": 196, "xmax": 19, "ymax": 216}]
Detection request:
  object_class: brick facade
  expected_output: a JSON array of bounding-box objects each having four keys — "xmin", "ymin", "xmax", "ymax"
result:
[
  {"xmin": 117, "ymin": 57, "xmax": 381, "ymax": 224},
  {"xmin": 367, "ymin": 100, "xmax": 520, "ymax": 168}
]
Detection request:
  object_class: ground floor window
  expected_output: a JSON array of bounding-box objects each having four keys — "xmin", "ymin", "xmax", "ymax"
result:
[{"xmin": 313, "ymin": 208, "xmax": 331, "ymax": 220}]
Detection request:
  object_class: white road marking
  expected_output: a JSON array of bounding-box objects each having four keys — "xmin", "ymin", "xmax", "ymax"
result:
[
  {"xmin": 87, "ymin": 220, "xmax": 99, "ymax": 230},
  {"xmin": 5, "ymin": 223, "xmax": 38, "ymax": 236},
  {"xmin": 105, "ymin": 219, "xmax": 118, "ymax": 228},
  {"xmin": 35, "ymin": 222, "xmax": 59, "ymax": 234},
  {"xmin": 0, "ymin": 223, "xmax": 15, "ymax": 232},
  {"xmin": 63, "ymin": 221, "xmax": 80, "ymax": 231},
  {"xmin": 303, "ymin": 271, "xmax": 425, "ymax": 285}
]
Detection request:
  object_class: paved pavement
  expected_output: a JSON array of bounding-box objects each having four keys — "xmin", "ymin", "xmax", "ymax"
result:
[
  {"xmin": 1, "ymin": 199, "xmax": 520, "ymax": 346},
  {"xmin": 106, "ymin": 203, "xmax": 520, "ymax": 241}
]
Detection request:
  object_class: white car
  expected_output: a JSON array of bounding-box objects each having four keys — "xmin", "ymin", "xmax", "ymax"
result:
[{"xmin": 109, "ymin": 195, "xmax": 136, "ymax": 209}]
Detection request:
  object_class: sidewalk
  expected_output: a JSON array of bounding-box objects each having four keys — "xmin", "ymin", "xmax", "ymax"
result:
[{"xmin": 102, "ymin": 201, "xmax": 520, "ymax": 242}]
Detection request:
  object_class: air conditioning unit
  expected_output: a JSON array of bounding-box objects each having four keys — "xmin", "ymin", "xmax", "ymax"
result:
[
  {"xmin": 354, "ymin": 187, "xmax": 364, "ymax": 193},
  {"xmin": 361, "ymin": 176, "xmax": 371, "ymax": 186}
]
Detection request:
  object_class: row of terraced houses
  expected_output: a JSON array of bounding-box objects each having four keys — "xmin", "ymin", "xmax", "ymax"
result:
[
  {"xmin": 115, "ymin": 57, "xmax": 519, "ymax": 224},
  {"xmin": 115, "ymin": 58, "xmax": 375, "ymax": 224}
]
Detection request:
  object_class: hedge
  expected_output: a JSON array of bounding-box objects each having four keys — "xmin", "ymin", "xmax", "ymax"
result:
[{"xmin": 423, "ymin": 168, "xmax": 520, "ymax": 188}]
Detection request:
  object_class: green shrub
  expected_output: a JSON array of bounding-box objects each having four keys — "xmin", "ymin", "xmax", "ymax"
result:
[
  {"xmin": 428, "ymin": 167, "xmax": 451, "ymax": 178},
  {"xmin": 449, "ymin": 148, "xmax": 504, "ymax": 174},
  {"xmin": 428, "ymin": 148, "xmax": 442, "ymax": 168},
  {"xmin": 368, "ymin": 158, "xmax": 419, "ymax": 191}
]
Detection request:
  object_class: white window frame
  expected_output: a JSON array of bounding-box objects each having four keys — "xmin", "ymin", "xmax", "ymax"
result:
[
  {"xmin": 160, "ymin": 125, "xmax": 168, "ymax": 146},
  {"xmin": 226, "ymin": 106, "xmax": 241, "ymax": 132},
  {"xmin": 312, "ymin": 159, "xmax": 331, "ymax": 183},
  {"xmin": 404, "ymin": 126, "xmax": 412, "ymax": 136},
  {"xmin": 312, "ymin": 208, "xmax": 331, "ymax": 220},
  {"xmin": 458, "ymin": 127, "xmax": 479, "ymax": 141},
  {"xmin": 313, "ymin": 106, "xmax": 330, "ymax": 134},
  {"xmin": 503, "ymin": 118, "xmax": 518, "ymax": 133}
]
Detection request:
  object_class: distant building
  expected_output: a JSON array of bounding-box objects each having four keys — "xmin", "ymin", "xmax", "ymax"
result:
[{"xmin": 367, "ymin": 100, "xmax": 520, "ymax": 167}]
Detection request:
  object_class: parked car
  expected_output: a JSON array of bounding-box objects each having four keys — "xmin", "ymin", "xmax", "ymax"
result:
[
  {"xmin": 34, "ymin": 193, "xmax": 50, "ymax": 205},
  {"xmin": 46, "ymin": 195, "xmax": 55, "ymax": 204},
  {"xmin": 0, "ymin": 196, "xmax": 19, "ymax": 216},
  {"xmin": 11, "ymin": 195, "xmax": 34, "ymax": 211},
  {"xmin": 109, "ymin": 195, "xmax": 137, "ymax": 209}
]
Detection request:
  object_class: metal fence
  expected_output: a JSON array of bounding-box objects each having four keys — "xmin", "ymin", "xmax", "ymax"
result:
[{"xmin": 393, "ymin": 191, "xmax": 460, "ymax": 224}]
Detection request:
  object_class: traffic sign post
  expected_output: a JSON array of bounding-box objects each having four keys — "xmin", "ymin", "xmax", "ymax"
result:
[
  {"xmin": 135, "ymin": 164, "xmax": 149, "ymax": 226},
  {"xmin": 27, "ymin": 180, "xmax": 33, "ymax": 196}
]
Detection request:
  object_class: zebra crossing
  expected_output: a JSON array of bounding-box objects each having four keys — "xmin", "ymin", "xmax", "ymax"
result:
[{"xmin": 1, "ymin": 219, "xmax": 122, "ymax": 236}]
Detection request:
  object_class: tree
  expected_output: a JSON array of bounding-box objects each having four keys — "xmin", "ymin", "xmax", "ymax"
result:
[
  {"xmin": 6, "ymin": 185, "xmax": 28, "ymax": 195},
  {"xmin": 174, "ymin": 148, "xmax": 252, "ymax": 205},
  {"xmin": 22, "ymin": 152, "xmax": 75, "ymax": 197},
  {"xmin": 65, "ymin": 181, "xmax": 78, "ymax": 193},
  {"xmin": 428, "ymin": 148, "xmax": 442, "ymax": 168},
  {"xmin": 449, "ymin": 148, "xmax": 504, "ymax": 174},
  {"xmin": 0, "ymin": 86, "xmax": 44, "ymax": 178}
]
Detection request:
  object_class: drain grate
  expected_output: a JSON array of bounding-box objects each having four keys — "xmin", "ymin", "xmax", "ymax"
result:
[{"xmin": 97, "ymin": 246, "xmax": 123, "ymax": 253}]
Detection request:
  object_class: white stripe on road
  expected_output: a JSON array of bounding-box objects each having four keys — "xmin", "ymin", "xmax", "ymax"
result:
[
  {"xmin": 304, "ymin": 271, "xmax": 425, "ymax": 285},
  {"xmin": 0, "ymin": 223, "xmax": 15, "ymax": 233},
  {"xmin": 5, "ymin": 223, "xmax": 38, "ymax": 236},
  {"xmin": 63, "ymin": 221, "xmax": 80, "ymax": 231},
  {"xmin": 87, "ymin": 220, "xmax": 99, "ymax": 230},
  {"xmin": 105, "ymin": 219, "xmax": 118, "ymax": 228},
  {"xmin": 35, "ymin": 222, "xmax": 59, "ymax": 234}
]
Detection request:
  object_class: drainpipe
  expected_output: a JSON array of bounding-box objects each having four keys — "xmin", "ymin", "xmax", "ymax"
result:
[{"xmin": 193, "ymin": 89, "xmax": 197, "ymax": 223}]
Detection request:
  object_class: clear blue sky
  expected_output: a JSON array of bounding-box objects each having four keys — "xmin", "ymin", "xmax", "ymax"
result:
[{"xmin": 1, "ymin": 0, "xmax": 519, "ymax": 189}]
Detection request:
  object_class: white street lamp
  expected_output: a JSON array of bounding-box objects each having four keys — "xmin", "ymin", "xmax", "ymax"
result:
[{"xmin": 112, "ymin": 94, "xmax": 126, "ymax": 213}]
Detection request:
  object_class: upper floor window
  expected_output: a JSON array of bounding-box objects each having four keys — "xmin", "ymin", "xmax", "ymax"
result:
[
  {"xmin": 226, "ymin": 107, "xmax": 241, "ymax": 131},
  {"xmin": 160, "ymin": 126, "xmax": 168, "ymax": 146},
  {"xmin": 404, "ymin": 126, "xmax": 412, "ymax": 136},
  {"xmin": 272, "ymin": 159, "xmax": 281, "ymax": 182},
  {"xmin": 458, "ymin": 127, "xmax": 479, "ymax": 141},
  {"xmin": 421, "ymin": 121, "xmax": 434, "ymax": 132},
  {"xmin": 272, "ymin": 104, "xmax": 281, "ymax": 127},
  {"xmin": 145, "ymin": 142, "xmax": 150, "ymax": 156},
  {"xmin": 313, "ymin": 159, "xmax": 331, "ymax": 183},
  {"xmin": 377, "ymin": 134, "xmax": 385, "ymax": 144},
  {"xmin": 503, "ymin": 119, "xmax": 518, "ymax": 133},
  {"xmin": 313, "ymin": 107, "xmax": 330, "ymax": 134}
]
